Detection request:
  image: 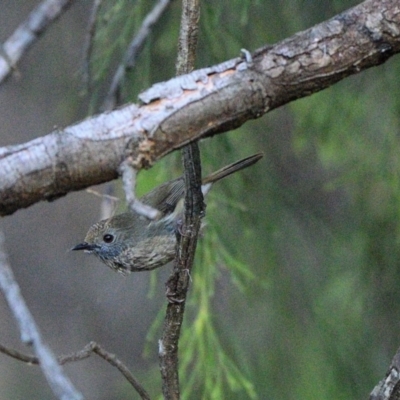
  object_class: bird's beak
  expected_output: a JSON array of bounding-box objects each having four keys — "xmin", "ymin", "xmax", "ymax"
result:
[{"xmin": 72, "ymin": 242, "xmax": 95, "ymax": 251}]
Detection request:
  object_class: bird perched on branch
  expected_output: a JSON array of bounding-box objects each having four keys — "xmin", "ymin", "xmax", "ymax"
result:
[{"xmin": 73, "ymin": 153, "xmax": 263, "ymax": 273}]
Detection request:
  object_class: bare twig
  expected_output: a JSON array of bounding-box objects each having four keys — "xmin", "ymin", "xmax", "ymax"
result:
[
  {"xmin": 0, "ymin": 0, "xmax": 76, "ymax": 84},
  {"xmin": 83, "ymin": 0, "xmax": 103, "ymax": 93},
  {"xmin": 0, "ymin": 231, "xmax": 83, "ymax": 400},
  {"xmin": 85, "ymin": 187, "xmax": 119, "ymax": 220},
  {"xmin": 85, "ymin": 188, "xmax": 119, "ymax": 204},
  {"xmin": 101, "ymin": 0, "xmax": 173, "ymax": 111},
  {"xmin": 0, "ymin": 340, "xmax": 150, "ymax": 400},
  {"xmin": 89, "ymin": 342, "xmax": 151, "ymax": 400},
  {"xmin": 119, "ymin": 158, "xmax": 160, "ymax": 219},
  {"xmin": 0, "ymin": 341, "xmax": 38, "ymax": 364},
  {"xmin": 159, "ymin": 1, "xmax": 202, "ymax": 399}
]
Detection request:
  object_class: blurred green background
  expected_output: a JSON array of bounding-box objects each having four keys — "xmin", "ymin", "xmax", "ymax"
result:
[{"xmin": 0, "ymin": 0, "xmax": 398, "ymax": 399}]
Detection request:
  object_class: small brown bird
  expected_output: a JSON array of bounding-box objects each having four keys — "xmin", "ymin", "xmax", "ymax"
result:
[{"xmin": 73, "ymin": 153, "xmax": 262, "ymax": 273}]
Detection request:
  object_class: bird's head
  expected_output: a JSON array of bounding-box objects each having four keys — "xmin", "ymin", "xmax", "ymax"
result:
[{"xmin": 72, "ymin": 214, "xmax": 134, "ymax": 262}]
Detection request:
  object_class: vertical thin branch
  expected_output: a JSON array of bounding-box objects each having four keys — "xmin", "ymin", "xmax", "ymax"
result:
[
  {"xmin": 175, "ymin": 0, "xmax": 200, "ymax": 76},
  {"xmin": 159, "ymin": 1, "xmax": 202, "ymax": 399},
  {"xmin": 0, "ymin": 231, "xmax": 83, "ymax": 400}
]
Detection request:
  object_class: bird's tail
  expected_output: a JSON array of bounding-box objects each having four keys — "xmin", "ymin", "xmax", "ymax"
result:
[{"xmin": 202, "ymin": 153, "xmax": 263, "ymax": 185}]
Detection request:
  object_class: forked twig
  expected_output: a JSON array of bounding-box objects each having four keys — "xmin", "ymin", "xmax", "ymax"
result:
[{"xmin": 0, "ymin": 340, "xmax": 150, "ymax": 400}]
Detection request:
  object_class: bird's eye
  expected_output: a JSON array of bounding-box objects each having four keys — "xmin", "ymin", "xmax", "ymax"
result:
[{"xmin": 103, "ymin": 234, "xmax": 114, "ymax": 243}]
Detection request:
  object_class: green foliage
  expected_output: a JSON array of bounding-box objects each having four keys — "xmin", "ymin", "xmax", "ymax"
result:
[{"xmin": 178, "ymin": 222, "xmax": 259, "ymax": 400}]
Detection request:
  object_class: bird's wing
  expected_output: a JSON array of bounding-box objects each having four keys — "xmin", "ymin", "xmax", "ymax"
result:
[{"xmin": 140, "ymin": 177, "xmax": 185, "ymax": 216}]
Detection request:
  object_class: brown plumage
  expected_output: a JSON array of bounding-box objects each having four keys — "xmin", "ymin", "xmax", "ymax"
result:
[{"xmin": 72, "ymin": 153, "xmax": 262, "ymax": 273}]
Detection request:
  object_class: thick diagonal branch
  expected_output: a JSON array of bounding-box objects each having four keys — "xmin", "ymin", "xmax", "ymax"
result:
[{"xmin": 1, "ymin": 0, "xmax": 399, "ymax": 216}]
